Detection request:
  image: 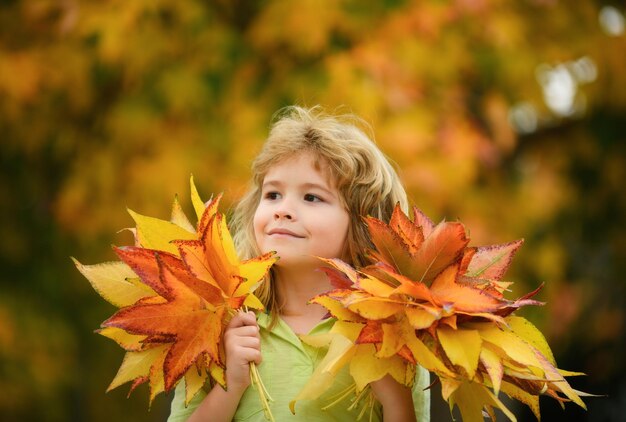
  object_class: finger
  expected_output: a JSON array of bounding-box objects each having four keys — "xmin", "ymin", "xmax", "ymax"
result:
[
  {"xmin": 235, "ymin": 335, "xmax": 261, "ymax": 351},
  {"xmin": 229, "ymin": 324, "xmax": 260, "ymax": 338},
  {"xmin": 235, "ymin": 347, "xmax": 262, "ymax": 365},
  {"xmin": 240, "ymin": 310, "xmax": 258, "ymax": 326},
  {"xmin": 227, "ymin": 311, "xmax": 258, "ymax": 329}
]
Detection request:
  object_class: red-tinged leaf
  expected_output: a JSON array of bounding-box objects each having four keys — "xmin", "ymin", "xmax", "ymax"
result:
[
  {"xmin": 465, "ymin": 239, "xmax": 524, "ymax": 280},
  {"xmin": 172, "ymin": 270, "xmax": 223, "ymax": 308},
  {"xmin": 200, "ymin": 215, "xmax": 231, "ymax": 291},
  {"xmin": 196, "ymin": 193, "xmax": 222, "ymax": 235},
  {"xmin": 103, "ymin": 258, "xmax": 226, "ymax": 390},
  {"xmin": 430, "ymin": 265, "xmax": 506, "ymax": 314},
  {"xmin": 543, "ymin": 389, "xmax": 570, "ymax": 405},
  {"xmin": 365, "ymin": 217, "xmax": 415, "ymax": 274},
  {"xmin": 117, "ymin": 246, "xmax": 223, "ymax": 308},
  {"xmin": 128, "ymin": 376, "xmax": 149, "ymax": 398},
  {"xmin": 227, "ymin": 293, "xmax": 246, "ymax": 309},
  {"xmin": 360, "ymin": 262, "xmax": 402, "ymax": 287},
  {"xmin": 135, "ymin": 295, "xmax": 168, "ymax": 305},
  {"xmin": 163, "ymin": 308, "xmax": 226, "ymax": 391},
  {"xmin": 389, "ymin": 204, "xmax": 424, "ymax": 254},
  {"xmin": 113, "ymin": 246, "xmax": 182, "ymax": 299},
  {"xmin": 389, "ymin": 272, "xmax": 434, "ymax": 302},
  {"xmin": 412, "ymin": 221, "xmax": 469, "ymax": 284},
  {"xmin": 355, "ymin": 321, "xmax": 383, "ymax": 344},
  {"xmin": 318, "ymin": 267, "xmax": 353, "ymax": 289},
  {"xmin": 517, "ymin": 282, "xmax": 544, "ymax": 302},
  {"xmin": 142, "ymin": 334, "xmax": 175, "ymax": 344},
  {"xmin": 495, "ymin": 284, "xmax": 545, "ymax": 317},
  {"xmin": 173, "ymin": 239, "xmax": 219, "ymax": 287},
  {"xmin": 367, "ymin": 250, "xmax": 390, "ymax": 266},
  {"xmin": 412, "ymin": 206, "xmax": 435, "ymax": 238},
  {"xmin": 317, "ymin": 257, "xmax": 359, "ymax": 284},
  {"xmin": 201, "ymin": 214, "xmax": 242, "ymax": 297},
  {"xmin": 459, "ymin": 247, "xmax": 476, "ymax": 274},
  {"xmin": 397, "ymin": 345, "xmax": 417, "ymax": 364}
]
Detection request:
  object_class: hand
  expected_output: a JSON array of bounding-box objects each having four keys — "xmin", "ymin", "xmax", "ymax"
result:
[
  {"xmin": 370, "ymin": 374, "xmax": 416, "ymax": 422},
  {"xmin": 223, "ymin": 311, "xmax": 262, "ymax": 394}
]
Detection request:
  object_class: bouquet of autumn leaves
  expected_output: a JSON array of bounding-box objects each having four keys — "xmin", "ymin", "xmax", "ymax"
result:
[
  {"xmin": 291, "ymin": 205, "xmax": 592, "ymax": 421},
  {"xmin": 73, "ymin": 178, "xmax": 277, "ymax": 419}
]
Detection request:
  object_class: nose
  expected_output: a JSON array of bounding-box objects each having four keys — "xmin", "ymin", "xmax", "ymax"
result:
[
  {"xmin": 274, "ymin": 209, "xmax": 293, "ymax": 220},
  {"xmin": 271, "ymin": 194, "xmax": 296, "ymax": 221},
  {"xmin": 273, "ymin": 197, "xmax": 295, "ymax": 220}
]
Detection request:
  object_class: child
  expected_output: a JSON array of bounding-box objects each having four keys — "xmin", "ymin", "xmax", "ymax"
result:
[{"xmin": 168, "ymin": 106, "xmax": 431, "ymax": 421}]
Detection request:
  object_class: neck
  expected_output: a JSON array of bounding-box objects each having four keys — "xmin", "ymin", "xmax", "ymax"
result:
[{"xmin": 273, "ymin": 264, "xmax": 331, "ymax": 323}]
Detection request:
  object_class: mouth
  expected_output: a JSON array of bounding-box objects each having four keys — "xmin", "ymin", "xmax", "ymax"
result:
[{"xmin": 267, "ymin": 228, "xmax": 304, "ymax": 238}]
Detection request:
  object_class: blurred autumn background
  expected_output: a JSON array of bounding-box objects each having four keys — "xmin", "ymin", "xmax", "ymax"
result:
[{"xmin": 1, "ymin": 0, "xmax": 625, "ymax": 420}]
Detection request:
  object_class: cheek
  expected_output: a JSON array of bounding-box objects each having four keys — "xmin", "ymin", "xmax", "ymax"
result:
[
  {"xmin": 252, "ymin": 204, "xmax": 268, "ymax": 242},
  {"xmin": 326, "ymin": 211, "xmax": 350, "ymax": 248},
  {"xmin": 338, "ymin": 209, "xmax": 350, "ymax": 234}
]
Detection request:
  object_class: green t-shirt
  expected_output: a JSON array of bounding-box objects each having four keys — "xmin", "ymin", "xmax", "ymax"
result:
[{"xmin": 168, "ymin": 314, "xmax": 430, "ymax": 421}]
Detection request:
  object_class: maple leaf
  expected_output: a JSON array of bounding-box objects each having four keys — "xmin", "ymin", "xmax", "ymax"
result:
[
  {"xmin": 292, "ymin": 204, "xmax": 591, "ymax": 421},
  {"xmin": 366, "ymin": 205, "xmax": 470, "ymax": 285},
  {"xmin": 103, "ymin": 253, "xmax": 226, "ymax": 391},
  {"xmin": 74, "ymin": 176, "xmax": 277, "ymax": 409}
]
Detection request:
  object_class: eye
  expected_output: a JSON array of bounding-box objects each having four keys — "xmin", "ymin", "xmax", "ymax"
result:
[
  {"xmin": 264, "ymin": 191, "xmax": 281, "ymax": 200},
  {"xmin": 304, "ymin": 193, "xmax": 322, "ymax": 202}
]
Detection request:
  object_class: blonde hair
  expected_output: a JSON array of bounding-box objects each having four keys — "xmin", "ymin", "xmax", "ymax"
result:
[{"xmin": 231, "ymin": 105, "xmax": 408, "ymax": 315}]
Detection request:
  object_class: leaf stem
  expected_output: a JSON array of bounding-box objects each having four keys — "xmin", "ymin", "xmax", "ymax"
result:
[
  {"xmin": 321, "ymin": 383, "xmax": 357, "ymax": 410},
  {"xmin": 249, "ymin": 362, "xmax": 275, "ymax": 422},
  {"xmin": 243, "ymin": 306, "xmax": 275, "ymax": 422}
]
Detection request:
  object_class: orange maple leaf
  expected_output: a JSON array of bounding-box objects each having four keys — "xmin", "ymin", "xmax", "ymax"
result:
[{"xmin": 103, "ymin": 252, "xmax": 227, "ymax": 391}]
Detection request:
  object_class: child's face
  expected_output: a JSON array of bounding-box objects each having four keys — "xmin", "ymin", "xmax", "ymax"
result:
[{"xmin": 253, "ymin": 152, "xmax": 350, "ymax": 268}]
